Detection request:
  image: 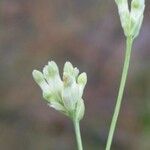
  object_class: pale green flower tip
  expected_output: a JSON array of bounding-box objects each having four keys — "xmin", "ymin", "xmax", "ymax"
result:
[
  {"xmin": 32, "ymin": 70, "xmax": 44, "ymax": 84},
  {"xmin": 74, "ymin": 67, "xmax": 79, "ymax": 78},
  {"xmin": 48, "ymin": 61, "xmax": 59, "ymax": 76},
  {"xmin": 130, "ymin": 0, "xmax": 145, "ymax": 38},
  {"xmin": 115, "ymin": 0, "xmax": 128, "ymax": 5},
  {"xmin": 64, "ymin": 61, "xmax": 74, "ymax": 74},
  {"xmin": 64, "ymin": 62, "xmax": 80, "ymax": 79},
  {"xmin": 131, "ymin": 0, "xmax": 145, "ymax": 13},
  {"xmin": 77, "ymin": 72, "xmax": 87, "ymax": 86},
  {"xmin": 65, "ymin": 61, "xmax": 73, "ymax": 67},
  {"xmin": 132, "ymin": 0, "xmax": 145, "ymax": 7},
  {"xmin": 48, "ymin": 61, "xmax": 58, "ymax": 69},
  {"xmin": 43, "ymin": 65, "xmax": 49, "ymax": 77}
]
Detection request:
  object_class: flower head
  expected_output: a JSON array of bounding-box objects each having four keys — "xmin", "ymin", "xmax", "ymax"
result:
[
  {"xmin": 32, "ymin": 61, "xmax": 87, "ymax": 121},
  {"xmin": 115, "ymin": 0, "xmax": 145, "ymax": 38}
]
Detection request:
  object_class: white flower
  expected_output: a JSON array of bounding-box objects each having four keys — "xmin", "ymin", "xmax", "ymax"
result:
[{"xmin": 32, "ymin": 61, "xmax": 87, "ymax": 121}]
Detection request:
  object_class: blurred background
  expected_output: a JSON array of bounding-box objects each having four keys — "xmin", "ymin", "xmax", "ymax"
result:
[{"xmin": 0, "ymin": 0, "xmax": 150, "ymax": 149}]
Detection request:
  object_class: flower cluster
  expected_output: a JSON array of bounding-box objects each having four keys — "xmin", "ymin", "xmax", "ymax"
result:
[
  {"xmin": 32, "ymin": 61, "xmax": 87, "ymax": 121},
  {"xmin": 115, "ymin": 0, "xmax": 145, "ymax": 38}
]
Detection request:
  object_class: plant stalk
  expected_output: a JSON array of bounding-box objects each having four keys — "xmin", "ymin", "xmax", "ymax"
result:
[
  {"xmin": 105, "ymin": 36, "xmax": 133, "ymax": 150},
  {"xmin": 73, "ymin": 120, "xmax": 83, "ymax": 150}
]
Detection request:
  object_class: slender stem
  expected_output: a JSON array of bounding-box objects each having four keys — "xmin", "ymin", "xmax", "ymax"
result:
[
  {"xmin": 73, "ymin": 120, "xmax": 83, "ymax": 150},
  {"xmin": 105, "ymin": 36, "xmax": 133, "ymax": 150}
]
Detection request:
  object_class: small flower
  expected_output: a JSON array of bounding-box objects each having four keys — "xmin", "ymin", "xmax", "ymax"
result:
[
  {"xmin": 32, "ymin": 61, "xmax": 87, "ymax": 121},
  {"xmin": 115, "ymin": 0, "xmax": 145, "ymax": 38}
]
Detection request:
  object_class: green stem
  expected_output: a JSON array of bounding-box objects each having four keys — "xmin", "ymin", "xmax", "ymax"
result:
[
  {"xmin": 73, "ymin": 120, "xmax": 83, "ymax": 150},
  {"xmin": 105, "ymin": 36, "xmax": 133, "ymax": 150}
]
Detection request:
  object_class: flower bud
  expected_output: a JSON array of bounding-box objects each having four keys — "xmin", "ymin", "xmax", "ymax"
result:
[
  {"xmin": 32, "ymin": 70, "xmax": 44, "ymax": 84},
  {"xmin": 62, "ymin": 73, "xmax": 80, "ymax": 112},
  {"xmin": 43, "ymin": 62, "xmax": 63, "ymax": 102},
  {"xmin": 115, "ymin": 0, "xmax": 145, "ymax": 38},
  {"xmin": 78, "ymin": 72, "xmax": 87, "ymax": 87},
  {"xmin": 48, "ymin": 61, "xmax": 59, "ymax": 76},
  {"xmin": 64, "ymin": 61, "xmax": 74, "ymax": 75},
  {"xmin": 74, "ymin": 67, "xmax": 79, "ymax": 78},
  {"xmin": 130, "ymin": 0, "xmax": 145, "ymax": 38},
  {"xmin": 32, "ymin": 70, "xmax": 50, "ymax": 92},
  {"xmin": 75, "ymin": 99, "xmax": 85, "ymax": 121},
  {"xmin": 77, "ymin": 72, "xmax": 87, "ymax": 97}
]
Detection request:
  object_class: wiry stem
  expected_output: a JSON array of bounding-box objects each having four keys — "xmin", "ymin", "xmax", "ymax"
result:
[
  {"xmin": 105, "ymin": 36, "xmax": 133, "ymax": 150},
  {"xmin": 73, "ymin": 120, "xmax": 83, "ymax": 150}
]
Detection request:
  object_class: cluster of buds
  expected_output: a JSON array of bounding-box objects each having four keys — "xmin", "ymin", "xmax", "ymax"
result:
[
  {"xmin": 32, "ymin": 61, "xmax": 87, "ymax": 121},
  {"xmin": 115, "ymin": 0, "xmax": 145, "ymax": 38}
]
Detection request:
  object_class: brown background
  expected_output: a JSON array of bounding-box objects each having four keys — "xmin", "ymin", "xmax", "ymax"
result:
[{"xmin": 0, "ymin": 0, "xmax": 150, "ymax": 149}]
